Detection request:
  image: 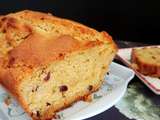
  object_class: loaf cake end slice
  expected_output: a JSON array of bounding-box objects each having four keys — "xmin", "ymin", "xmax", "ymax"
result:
[{"xmin": 131, "ymin": 47, "xmax": 160, "ymax": 77}]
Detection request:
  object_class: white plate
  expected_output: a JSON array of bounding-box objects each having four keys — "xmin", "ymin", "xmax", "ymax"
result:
[
  {"xmin": 0, "ymin": 62, "xmax": 134, "ymax": 120},
  {"xmin": 117, "ymin": 46, "xmax": 160, "ymax": 95}
]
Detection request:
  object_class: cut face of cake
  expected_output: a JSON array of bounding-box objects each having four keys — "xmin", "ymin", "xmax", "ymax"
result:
[
  {"xmin": 131, "ymin": 47, "xmax": 160, "ymax": 77},
  {"xmin": 0, "ymin": 10, "xmax": 117, "ymax": 120}
]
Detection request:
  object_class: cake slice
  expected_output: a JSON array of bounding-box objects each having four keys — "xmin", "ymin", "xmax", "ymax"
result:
[
  {"xmin": 131, "ymin": 47, "xmax": 160, "ymax": 77},
  {"xmin": 0, "ymin": 10, "xmax": 117, "ymax": 120}
]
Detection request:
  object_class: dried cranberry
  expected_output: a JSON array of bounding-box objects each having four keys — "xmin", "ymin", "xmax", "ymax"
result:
[
  {"xmin": 1, "ymin": 17, "xmax": 7, "ymax": 21},
  {"xmin": 31, "ymin": 112, "xmax": 34, "ymax": 117},
  {"xmin": 8, "ymin": 57, "xmax": 15, "ymax": 66},
  {"xmin": 88, "ymin": 85, "xmax": 93, "ymax": 91},
  {"xmin": 46, "ymin": 102, "xmax": 51, "ymax": 106},
  {"xmin": 2, "ymin": 29, "xmax": 6, "ymax": 33},
  {"xmin": 44, "ymin": 72, "xmax": 51, "ymax": 81},
  {"xmin": 54, "ymin": 114, "xmax": 61, "ymax": 119},
  {"xmin": 36, "ymin": 111, "xmax": 40, "ymax": 117},
  {"xmin": 40, "ymin": 17, "xmax": 44, "ymax": 20},
  {"xmin": 59, "ymin": 53, "xmax": 64, "ymax": 58},
  {"xmin": 152, "ymin": 56, "xmax": 156, "ymax": 59},
  {"xmin": 59, "ymin": 85, "xmax": 68, "ymax": 92},
  {"xmin": 32, "ymin": 86, "xmax": 39, "ymax": 92}
]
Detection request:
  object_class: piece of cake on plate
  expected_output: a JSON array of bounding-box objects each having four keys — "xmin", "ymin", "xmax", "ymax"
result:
[{"xmin": 131, "ymin": 47, "xmax": 160, "ymax": 77}]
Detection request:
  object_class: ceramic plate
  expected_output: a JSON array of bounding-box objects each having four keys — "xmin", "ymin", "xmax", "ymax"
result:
[
  {"xmin": 117, "ymin": 46, "xmax": 160, "ymax": 95},
  {"xmin": 0, "ymin": 62, "xmax": 134, "ymax": 120}
]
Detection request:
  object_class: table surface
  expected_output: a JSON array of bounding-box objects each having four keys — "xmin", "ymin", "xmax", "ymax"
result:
[{"xmin": 86, "ymin": 41, "xmax": 160, "ymax": 120}]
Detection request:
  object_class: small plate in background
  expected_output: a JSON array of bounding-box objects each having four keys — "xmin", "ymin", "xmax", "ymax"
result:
[{"xmin": 117, "ymin": 46, "xmax": 160, "ymax": 95}]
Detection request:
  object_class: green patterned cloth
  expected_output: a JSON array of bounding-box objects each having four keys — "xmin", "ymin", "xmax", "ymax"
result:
[{"xmin": 115, "ymin": 82, "xmax": 160, "ymax": 120}]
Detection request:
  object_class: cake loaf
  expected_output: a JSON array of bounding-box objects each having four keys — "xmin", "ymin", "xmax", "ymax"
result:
[
  {"xmin": 0, "ymin": 10, "xmax": 117, "ymax": 120},
  {"xmin": 131, "ymin": 47, "xmax": 160, "ymax": 77}
]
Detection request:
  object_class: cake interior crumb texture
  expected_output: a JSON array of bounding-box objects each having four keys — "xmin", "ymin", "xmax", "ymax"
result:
[
  {"xmin": 131, "ymin": 47, "xmax": 160, "ymax": 77},
  {"xmin": 0, "ymin": 10, "xmax": 117, "ymax": 120}
]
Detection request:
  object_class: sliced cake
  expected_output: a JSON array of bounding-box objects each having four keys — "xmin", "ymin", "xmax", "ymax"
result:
[
  {"xmin": 0, "ymin": 10, "xmax": 117, "ymax": 120},
  {"xmin": 131, "ymin": 47, "xmax": 160, "ymax": 77}
]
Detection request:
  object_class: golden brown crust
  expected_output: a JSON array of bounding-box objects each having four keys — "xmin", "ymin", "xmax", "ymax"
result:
[
  {"xmin": 0, "ymin": 16, "xmax": 33, "ymax": 47},
  {"xmin": 101, "ymin": 31, "xmax": 118, "ymax": 50},
  {"xmin": 7, "ymin": 34, "xmax": 103, "ymax": 68},
  {"xmin": 131, "ymin": 47, "xmax": 160, "ymax": 77},
  {"xmin": 9, "ymin": 10, "xmax": 97, "ymax": 36}
]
